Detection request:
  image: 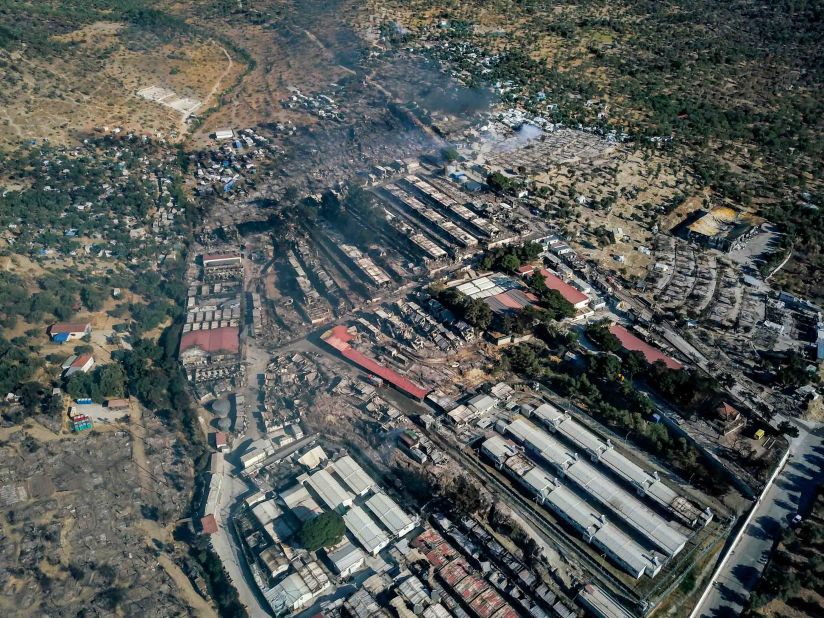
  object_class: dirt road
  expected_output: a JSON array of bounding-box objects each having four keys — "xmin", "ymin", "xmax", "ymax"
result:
[{"xmin": 129, "ymin": 401, "xmax": 218, "ymax": 618}]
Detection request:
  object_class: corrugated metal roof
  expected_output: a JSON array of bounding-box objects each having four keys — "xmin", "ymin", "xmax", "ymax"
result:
[
  {"xmin": 322, "ymin": 325, "xmax": 429, "ymax": 399},
  {"xmin": 179, "ymin": 326, "xmax": 239, "ymax": 354},
  {"xmin": 531, "ymin": 403, "xmax": 703, "ymax": 525},
  {"xmin": 344, "ymin": 506, "xmax": 390, "ymax": 555},
  {"xmin": 331, "ymin": 455, "xmax": 376, "ymax": 496},
  {"xmin": 305, "ymin": 468, "xmax": 354, "ymax": 511},
  {"xmin": 539, "ymin": 269, "xmax": 589, "ymax": 306},
  {"xmin": 507, "ymin": 417, "xmax": 687, "ymax": 558},
  {"xmin": 365, "ymin": 492, "xmax": 416, "ymax": 538}
]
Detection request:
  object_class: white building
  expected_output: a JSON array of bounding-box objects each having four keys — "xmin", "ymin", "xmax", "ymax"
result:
[
  {"xmin": 331, "ymin": 455, "xmax": 376, "ymax": 496},
  {"xmin": 326, "ymin": 542, "xmax": 366, "ymax": 577},
  {"xmin": 365, "ymin": 492, "xmax": 417, "ymax": 538}
]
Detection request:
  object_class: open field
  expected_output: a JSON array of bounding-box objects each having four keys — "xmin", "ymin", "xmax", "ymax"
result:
[{"xmin": 0, "ymin": 19, "xmax": 242, "ymax": 149}]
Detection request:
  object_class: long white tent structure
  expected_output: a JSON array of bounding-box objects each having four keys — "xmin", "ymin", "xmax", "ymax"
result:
[
  {"xmin": 331, "ymin": 455, "xmax": 376, "ymax": 497},
  {"xmin": 504, "ymin": 417, "xmax": 688, "ymax": 558},
  {"xmin": 482, "ymin": 435, "xmax": 663, "ymax": 579},
  {"xmin": 344, "ymin": 506, "xmax": 390, "ymax": 556},
  {"xmin": 529, "ymin": 403, "xmax": 711, "ymax": 528},
  {"xmin": 365, "ymin": 492, "xmax": 417, "ymax": 538},
  {"xmin": 303, "ymin": 468, "xmax": 354, "ymax": 512}
]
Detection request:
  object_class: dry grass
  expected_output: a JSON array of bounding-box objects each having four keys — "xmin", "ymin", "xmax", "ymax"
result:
[{"xmin": 0, "ymin": 21, "xmax": 241, "ymax": 149}]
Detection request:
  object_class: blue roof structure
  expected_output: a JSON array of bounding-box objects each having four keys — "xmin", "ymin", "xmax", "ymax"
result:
[{"xmin": 52, "ymin": 332, "xmax": 70, "ymax": 343}]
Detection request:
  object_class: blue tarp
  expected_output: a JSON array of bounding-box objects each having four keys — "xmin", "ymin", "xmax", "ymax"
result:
[{"xmin": 52, "ymin": 332, "xmax": 70, "ymax": 343}]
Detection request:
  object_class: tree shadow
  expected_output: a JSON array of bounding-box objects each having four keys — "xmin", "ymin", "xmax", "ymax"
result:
[
  {"xmin": 731, "ymin": 562, "xmax": 762, "ymax": 589},
  {"xmin": 749, "ymin": 514, "xmax": 781, "ymax": 540}
]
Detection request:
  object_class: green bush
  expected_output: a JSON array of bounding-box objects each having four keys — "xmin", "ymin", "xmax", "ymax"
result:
[{"xmin": 298, "ymin": 511, "xmax": 345, "ymax": 551}]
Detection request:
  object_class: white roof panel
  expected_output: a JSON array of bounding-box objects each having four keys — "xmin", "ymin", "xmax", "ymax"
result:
[
  {"xmin": 305, "ymin": 469, "xmax": 354, "ymax": 511},
  {"xmin": 331, "ymin": 456, "xmax": 375, "ymax": 496},
  {"xmin": 344, "ymin": 506, "xmax": 390, "ymax": 555},
  {"xmin": 365, "ymin": 492, "xmax": 417, "ymax": 538}
]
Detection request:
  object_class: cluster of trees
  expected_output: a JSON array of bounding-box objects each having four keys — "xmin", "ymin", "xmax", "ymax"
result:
[
  {"xmin": 562, "ymin": 363, "xmax": 725, "ymax": 493},
  {"xmin": 0, "ymin": 139, "xmax": 188, "ymax": 269},
  {"xmin": 525, "ymin": 272, "xmax": 576, "ymax": 321},
  {"xmin": 746, "ymin": 496, "xmax": 824, "ymax": 615},
  {"xmin": 486, "ymin": 171, "xmax": 519, "ymax": 195},
  {"xmin": 439, "ymin": 474, "xmax": 486, "ymax": 519},
  {"xmin": 584, "ymin": 321, "xmax": 723, "ymax": 414},
  {"xmin": 772, "ymin": 351, "xmax": 816, "ymax": 388},
  {"xmin": 495, "ymin": 341, "xmax": 547, "ymax": 375},
  {"xmin": 479, "ymin": 242, "xmax": 542, "ymax": 273},
  {"xmin": 0, "ymin": 336, "xmax": 39, "ymax": 396},
  {"xmin": 180, "ymin": 529, "xmax": 247, "ymax": 618},
  {"xmin": 432, "ymin": 287, "xmax": 493, "ymax": 331},
  {"xmin": 0, "ymin": 1, "xmax": 194, "ymax": 55},
  {"xmin": 298, "ymin": 511, "xmax": 345, "ymax": 551},
  {"xmin": 65, "ymin": 364, "xmax": 126, "ymax": 402},
  {"xmin": 115, "ymin": 338, "xmax": 179, "ymax": 413},
  {"xmin": 128, "ymin": 300, "xmax": 174, "ymax": 335},
  {"xmin": 0, "ymin": 271, "xmax": 90, "ymax": 327},
  {"xmin": 496, "ymin": 339, "xmax": 725, "ymax": 494}
]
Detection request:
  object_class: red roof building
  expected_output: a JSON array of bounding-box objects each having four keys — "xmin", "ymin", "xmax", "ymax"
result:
[
  {"xmin": 455, "ymin": 574, "xmax": 489, "ymax": 602},
  {"xmin": 213, "ymin": 431, "xmax": 228, "ymax": 451},
  {"xmin": 439, "ymin": 557, "xmax": 472, "ymax": 587},
  {"xmin": 413, "ymin": 528, "xmax": 446, "ymax": 549},
  {"xmin": 200, "ymin": 514, "xmax": 218, "ymax": 535},
  {"xmin": 716, "ymin": 402, "xmax": 741, "ymax": 422},
  {"xmin": 469, "ymin": 587, "xmax": 506, "ymax": 618},
  {"xmin": 49, "ymin": 322, "xmax": 91, "ymax": 342},
  {"xmin": 538, "ymin": 269, "xmax": 589, "ymax": 308},
  {"xmin": 179, "ymin": 327, "xmax": 239, "ymax": 355},
  {"xmin": 321, "ymin": 325, "xmax": 429, "ymax": 400},
  {"xmin": 609, "ymin": 324, "xmax": 682, "ymax": 370}
]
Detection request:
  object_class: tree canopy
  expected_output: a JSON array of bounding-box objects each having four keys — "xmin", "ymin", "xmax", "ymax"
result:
[{"xmin": 298, "ymin": 511, "xmax": 345, "ymax": 551}]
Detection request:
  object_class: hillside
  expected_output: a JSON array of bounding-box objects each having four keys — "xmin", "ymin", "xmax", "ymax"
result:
[
  {"xmin": 357, "ymin": 0, "xmax": 824, "ymax": 300},
  {"xmin": 0, "ymin": 1, "xmax": 245, "ymax": 150}
]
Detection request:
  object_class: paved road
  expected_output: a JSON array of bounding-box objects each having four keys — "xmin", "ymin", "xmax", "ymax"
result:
[
  {"xmin": 693, "ymin": 420, "xmax": 824, "ymax": 618},
  {"xmin": 210, "ymin": 470, "xmax": 272, "ymax": 618}
]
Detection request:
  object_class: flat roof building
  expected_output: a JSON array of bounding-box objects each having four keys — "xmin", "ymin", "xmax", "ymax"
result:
[
  {"xmin": 365, "ymin": 492, "xmax": 417, "ymax": 538},
  {"xmin": 331, "ymin": 455, "xmax": 376, "ymax": 496},
  {"xmin": 344, "ymin": 506, "xmax": 390, "ymax": 555},
  {"xmin": 202, "ymin": 253, "xmax": 242, "ymax": 267},
  {"xmin": 504, "ymin": 417, "xmax": 687, "ymax": 558},
  {"xmin": 304, "ymin": 468, "xmax": 354, "ymax": 511}
]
